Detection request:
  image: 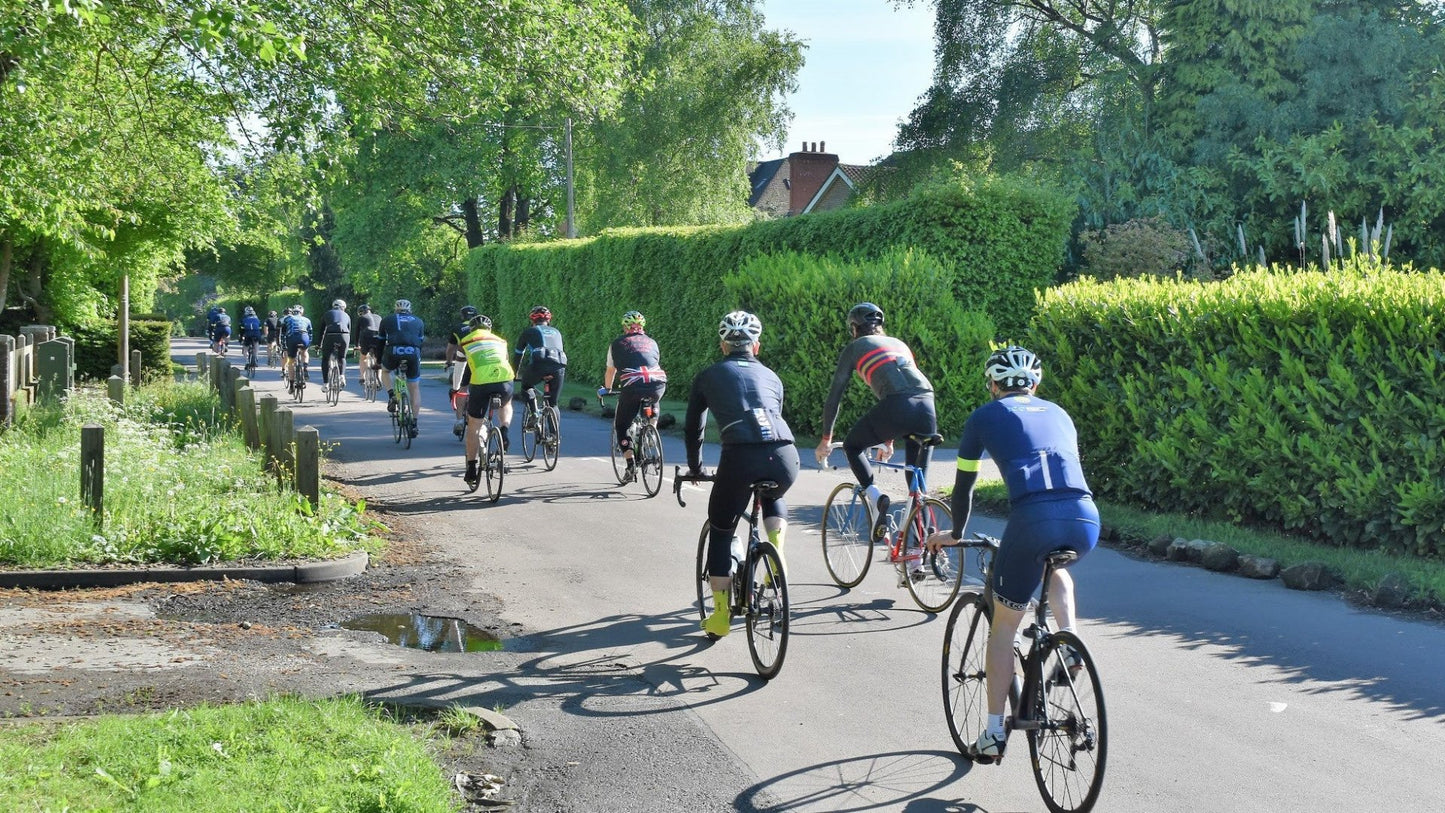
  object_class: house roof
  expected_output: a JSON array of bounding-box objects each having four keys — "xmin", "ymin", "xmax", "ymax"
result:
[
  {"xmin": 748, "ymin": 159, "xmax": 785, "ymax": 207},
  {"xmin": 802, "ymin": 164, "xmax": 871, "ymax": 214}
]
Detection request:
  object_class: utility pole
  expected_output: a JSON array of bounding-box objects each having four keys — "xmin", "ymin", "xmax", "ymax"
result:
[{"xmin": 565, "ymin": 117, "xmax": 576, "ymax": 239}]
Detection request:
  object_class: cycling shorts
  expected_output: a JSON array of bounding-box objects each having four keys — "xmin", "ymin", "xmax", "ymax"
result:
[
  {"xmin": 383, "ymin": 346, "xmax": 421, "ymax": 382},
  {"xmin": 466, "ymin": 381, "xmax": 513, "ymax": 419},
  {"xmin": 992, "ymin": 496, "xmax": 1100, "ymax": 610},
  {"xmin": 285, "ymin": 335, "xmax": 310, "ymax": 358}
]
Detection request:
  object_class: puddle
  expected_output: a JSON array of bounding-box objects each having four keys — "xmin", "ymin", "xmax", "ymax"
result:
[{"xmin": 340, "ymin": 612, "xmax": 504, "ymax": 652}]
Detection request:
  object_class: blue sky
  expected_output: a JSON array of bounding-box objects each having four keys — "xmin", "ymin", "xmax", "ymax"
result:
[{"xmin": 752, "ymin": 0, "xmax": 936, "ymax": 165}]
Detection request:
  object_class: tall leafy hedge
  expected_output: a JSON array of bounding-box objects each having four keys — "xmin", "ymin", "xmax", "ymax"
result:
[
  {"xmin": 71, "ymin": 319, "xmax": 173, "ymax": 381},
  {"xmin": 465, "ymin": 175, "xmax": 1071, "ymax": 405},
  {"xmin": 1030, "ymin": 258, "xmax": 1445, "ymax": 556}
]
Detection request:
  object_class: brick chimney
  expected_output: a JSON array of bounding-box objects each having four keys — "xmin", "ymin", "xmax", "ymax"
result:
[{"xmin": 788, "ymin": 140, "xmax": 839, "ymax": 215}]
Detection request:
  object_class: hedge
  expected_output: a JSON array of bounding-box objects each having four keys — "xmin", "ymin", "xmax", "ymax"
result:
[
  {"xmin": 465, "ymin": 175, "xmax": 1071, "ymax": 404},
  {"xmin": 1029, "ymin": 258, "xmax": 1445, "ymax": 556},
  {"xmin": 71, "ymin": 318, "xmax": 173, "ymax": 382}
]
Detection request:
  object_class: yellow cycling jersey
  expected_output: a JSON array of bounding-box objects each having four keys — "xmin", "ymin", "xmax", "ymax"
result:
[{"xmin": 460, "ymin": 327, "xmax": 513, "ymax": 385}]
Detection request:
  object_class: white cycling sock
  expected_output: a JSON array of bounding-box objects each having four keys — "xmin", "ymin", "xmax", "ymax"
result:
[
  {"xmin": 987, "ymin": 714, "xmax": 1005, "ymax": 737},
  {"xmin": 864, "ymin": 484, "xmax": 881, "ymax": 502}
]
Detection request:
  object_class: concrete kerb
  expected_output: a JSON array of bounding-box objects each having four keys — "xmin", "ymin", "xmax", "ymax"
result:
[{"xmin": 0, "ymin": 549, "xmax": 369, "ymax": 590}]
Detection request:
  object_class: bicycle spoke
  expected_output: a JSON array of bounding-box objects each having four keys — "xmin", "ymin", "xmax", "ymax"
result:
[
  {"xmin": 1028, "ymin": 631, "xmax": 1107, "ymax": 813},
  {"xmin": 746, "ymin": 540, "xmax": 789, "ymax": 680}
]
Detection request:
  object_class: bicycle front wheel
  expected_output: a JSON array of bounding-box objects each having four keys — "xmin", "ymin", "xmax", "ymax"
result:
[
  {"xmin": 942, "ymin": 591, "xmax": 992, "ymax": 759},
  {"xmin": 541, "ymin": 406, "xmax": 561, "ymax": 471},
  {"xmin": 484, "ymin": 422, "xmax": 505, "ymax": 503},
  {"xmin": 609, "ymin": 426, "xmax": 626, "ymax": 484},
  {"xmin": 694, "ymin": 521, "xmax": 712, "ymax": 627},
  {"xmin": 638, "ymin": 424, "xmax": 663, "ymax": 497},
  {"xmin": 745, "ymin": 540, "xmax": 789, "ymax": 680},
  {"xmin": 1028, "ymin": 631, "xmax": 1107, "ymax": 813},
  {"xmin": 822, "ymin": 482, "xmax": 873, "ymax": 588},
  {"xmin": 521, "ymin": 406, "xmax": 539, "ymax": 462},
  {"xmin": 401, "ymin": 396, "xmax": 413, "ymax": 450},
  {"xmin": 326, "ymin": 361, "xmax": 341, "ymax": 406},
  {"xmin": 392, "ymin": 398, "xmax": 404, "ymax": 444},
  {"xmin": 903, "ymin": 497, "xmax": 961, "ymax": 613}
]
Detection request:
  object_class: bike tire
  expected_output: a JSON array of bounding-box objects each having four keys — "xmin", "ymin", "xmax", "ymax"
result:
[
  {"xmin": 821, "ymin": 482, "xmax": 874, "ymax": 588},
  {"xmin": 541, "ymin": 407, "xmax": 560, "ymax": 471},
  {"xmin": 610, "ymin": 426, "xmax": 628, "ymax": 484},
  {"xmin": 520, "ymin": 406, "xmax": 539, "ymax": 462},
  {"xmin": 903, "ymin": 497, "xmax": 961, "ymax": 613},
  {"xmin": 392, "ymin": 400, "xmax": 403, "ymax": 444},
  {"xmin": 639, "ymin": 424, "xmax": 663, "ymax": 498},
  {"xmin": 942, "ymin": 591, "xmax": 992, "ymax": 759},
  {"xmin": 401, "ymin": 396, "xmax": 413, "ymax": 450},
  {"xmin": 745, "ymin": 540, "xmax": 789, "ymax": 680},
  {"xmin": 1028, "ymin": 631, "xmax": 1107, "ymax": 813},
  {"xmin": 326, "ymin": 360, "xmax": 340, "ymax": 406},
  {"xmin": 694, "ymin": 521, "xmax": 712, "ymax": 628},
  {"xmin": 484, "ymin": 421, "xmax": 504, "ymax": 502}
]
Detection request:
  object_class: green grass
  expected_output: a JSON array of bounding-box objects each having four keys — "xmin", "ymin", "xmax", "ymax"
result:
[
  {"xmin": 0, "ymin": 382, "xmax": 377, "ymax": 568},
  {"xmin": 970, "ymin": 481, "xmax": 1445, "ymax": 608},
  {"xmin": 0, "ymin": 695, "xmax": 460, "ymax": 812}
]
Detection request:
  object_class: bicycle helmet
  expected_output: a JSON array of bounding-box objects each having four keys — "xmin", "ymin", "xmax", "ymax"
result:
[
  {"xmin": 243, "ymin": 306, "xmax": 255, "ymax": 316},
  {"xmin": 395, "ymin": 299, "xmax": 412, "ymax": 313},
  {"xmin": 621, "ymin": 310, "xmax": 646, "ymax": 333},
  {"xmin": 530, "ymin": 305, "xmax": 552, "ymax": 323},
  {"xmin": 718, "ymin": 310, "xmax": 762, "ymax": 346},
  {"xmin": 218, "ymin": 306, "xmax": 226, "ymax": 314},
  {"xmin": 294, "ymin": 305, "xmax": 304, "ymax": 315},
  {"xmin": 460, "ymin": 305, "xmax": 479, "ymax": 321},
  {"xmin": 470, "ymin": 314, "xmax": 493, "ymax": 330},
  {"xmin": 847, "ymin": 302, "xmax": 884, "ymax": 329},
  {"xmin": 357, "ymin": 304, "xmax": 370, "ymax": 315},
  {"xmin": 332, "ymin": 299, "xmax": 347, "ymax": 310},
  {"xmin": 268, "ymin": 310, "xmax": 277, "ymax": 317},
  {"xmin": 985, "ymin": 345, "xmax": 1043, "ymax": 390}
]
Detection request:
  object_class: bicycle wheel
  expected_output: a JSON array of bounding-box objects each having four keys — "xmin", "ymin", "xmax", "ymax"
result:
[
  {"xmin": 609, "ymin": 426, "xmax": 627, "ymax": 484},
  {"xmin": 392, "ymin": 394, "xmax": 404, "ymax": 444},
  {"xmin": 903, "ymin": 497, "xmax": 961, "ymax": 613},
  {"xmin": 520, "ymin": 405, "xmax": 539, "ymax": 462},
  {"xmin": 942, "ymin": 591, "xmax": 992, "ymax": 759},
  {"xmin": 326, "ymin": 359, "xmax": 341, "ymax": 406},
  {"xmin": 1028, "ymin": 631, "xmax": 1107, "ymax": 813},
  {"xmin": 244, "ymin": 344, "xmax": 257, "ymax": 377},
  {"xmin": 541, "ymin": 407, "xmax": 561, "ymax": 471},
  {"xmin": 400, "ymin": 395, "xmax": 413, "ymax": 450},
  {"xmin": 363, "ymin": 368, "xmax": 378, "ymax": 402},
  {"xmin": 638, "ymin": 424, "xmax": 663, "ymax": 497},
  {"xmin": 694, "ymin": 521, "xmax": 712, "ymax": 627},
  {"xmin": 745, "ymin": 540, "xmax": 789, "ymax": 680},
  {"xmin": 484, "ymin": 421, "xmax": 504, "ymax": 502},
  {"xmin": 821, "ymin": 482, "xmax": 873, "ymax": 588}
]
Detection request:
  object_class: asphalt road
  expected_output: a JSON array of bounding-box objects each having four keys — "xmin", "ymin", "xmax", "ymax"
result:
[{"xmin": 196, "ymin": 339, "xmax": 1445, "ymax": 813}]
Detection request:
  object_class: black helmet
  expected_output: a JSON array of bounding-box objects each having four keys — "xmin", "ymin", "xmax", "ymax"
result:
[
  {"xmin": 847, "ymin": 302, "xmax": 884, "ymax": 328},
  {"xmin": 470, "ymin": 314, "xmax": 493, "ymax": 330},
  {"xmin": 358, "ymin": 304, "xmax": 371, "ymax": 315}
]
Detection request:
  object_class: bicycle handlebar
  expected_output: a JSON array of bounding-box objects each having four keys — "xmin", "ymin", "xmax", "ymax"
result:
[{"xmin": 673, "ymin": 466, "xmax": 714, "ymax": 508}]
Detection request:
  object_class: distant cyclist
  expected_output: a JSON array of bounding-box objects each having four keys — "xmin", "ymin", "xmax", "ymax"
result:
[
  {"xmin": 813, "ymin": 302, "xmax": 937, "ymax": 541},
  {"xmin": 445, "ymin": 306, "xmax": 480, "ymax": 437},
  {"xmin": 685, "ymin": 311, "xmax": 798, "ymax": 638},
  {"xmin": 379, "ymin": 299, "xmax": 426, "ymax": 436},
  {"xmin": 238, "ymin": 306, "xmax": 263, "ymax": 364},
  {"xmin": 281, "ymin": 305, "xmax": 313, "ymax": 389},
  {"xmin": 514, "ymin": 305, "xmax": 568, "ymax": 414},
  {"xmin": 927, "ymin": 346, "xmax": 1098, "ymax": 761},
  {"xmin": 355, "ymin": 304, "xmax": 382, "ymax": 386},
  {"xmin": 262, "ymin": 310, "xmax": 282, "ymax": 358},
  {"xmin": 318, "ymin": 299, "xmax": 351, "ymax": 388},
  {"xmin": 209, "ymin": 306, "xmax": 232, "ymax": 355},
  {"xmin": 600, "ymin": 310, "xmax": 667, "ymax": 478},
  {"xmin": 458, "ymin": 314, "xmax": 515, "ymax": 489}
]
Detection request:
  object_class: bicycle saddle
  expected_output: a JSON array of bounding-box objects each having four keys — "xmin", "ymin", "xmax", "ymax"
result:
[
  {"xmin": 1045, "ymin": 549, "xmax": 1079, "ymax": 566},
  {"xmin": 751, "ymin": 480, "xmax": 781, "ymax": 491},
  {"xmin": 905, "ymin": 432, "xmax": 947, "ymax": 447}
]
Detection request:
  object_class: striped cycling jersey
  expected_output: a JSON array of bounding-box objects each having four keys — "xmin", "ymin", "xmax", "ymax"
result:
[
  {"xmin": 459, "ymin": 327, "xmax": 514, "ymax": 385},
  {"xmin": 820, "ymin": 333, "xmax": 931, "ymax": 437}
]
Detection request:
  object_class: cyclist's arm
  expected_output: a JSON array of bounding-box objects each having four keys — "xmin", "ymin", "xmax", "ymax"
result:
[
  {"xmin": 602, "ymin": 346, "xmax": 616, "ymax": 390},
  {"xmin": 683, "ymin": 379, "xmax": 708, "ymax": 472},
  {"xmin": 818, "ymin": 348, "xmax": 854, "ymax": 441}
]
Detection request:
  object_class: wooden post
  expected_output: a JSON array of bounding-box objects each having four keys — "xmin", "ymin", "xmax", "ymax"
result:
[
  {"xmin": 106, "ymin": 374, "xmax": 125, "ymax": 405},
  {"xmin": 81, "ymin": 423, "xmax": 104, "ymax": 524},
  {"xmin": 236, "ymin": 382, "xmax": 260, "ymax": 450},
  {"xmin": 209, "ymin": 355, "xmax": 223, "ymax": 395},
  {"xmin": 259, "ymin": 395, "xmax": 278, "ymax": 472},
  {"xmin": 218, "ymin": 359, "xmax": 236, "ymax": 414},
  {"xmin": 275, "ymin": 408, "xmax": 295, "ymax": 482},
  {"xmin": 196, "ymin": 351, "xmax": 209, "ymax": 385},
  {"xmin": 0, "ymin": 334, "xmax": 14, "ymax": 426},
  {"xmin": 130, "ymin": 349, "xmax": 142, "ymax": 387},
  {"xmin": 118, "ymin": 274, "xmax": 130, "ymax": 384},
  {"xmin": 295, "ymin": 426, "xmax": 320, "ymax": 509}
]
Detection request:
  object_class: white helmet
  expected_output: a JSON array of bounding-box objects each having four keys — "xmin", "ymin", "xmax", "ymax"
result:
[
  {"xmin": 985, "ymin": 346, "xmax": 1043, "ymax": 390},
  {"xmin": 718, "ymin": 310, "xmax": 762, "ymax": 345},
  {"xmin": 332, "ymin": 299, "xmax": 346, "ymax": 310},
  {"xmin": 394, "ymin": 299, "xmax": 412, "ymax": 313}
]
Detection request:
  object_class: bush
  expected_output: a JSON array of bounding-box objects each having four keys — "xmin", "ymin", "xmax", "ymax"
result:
[
  {"xmin": 1080, "ymin": 217, "xmax": 1203, "ymax": 280},
  {"xmin": 69, "ymin": 318, "xmax": 173, "ymax": 382},
  {"xmin": 1029, "ymin": 256, "xmax": 1445, "ymax": 556}
]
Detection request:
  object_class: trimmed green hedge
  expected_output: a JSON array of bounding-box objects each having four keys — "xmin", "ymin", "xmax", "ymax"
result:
[
  {"xmin": 466, "ymin": 175, "xmax": 1071, "ymax": 405},
  {"xmin": 1030, "ymin": 258, "xmax": 1445, "ymax": 556},
  {"xmin": 71, "ymin": 319, "xmax": 173, "ymax": 381}
]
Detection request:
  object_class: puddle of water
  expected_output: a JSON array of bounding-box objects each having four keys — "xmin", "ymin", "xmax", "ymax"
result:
[{"xmin": 340, "ymin": 612, "xmax": 503, "ymax": 652}]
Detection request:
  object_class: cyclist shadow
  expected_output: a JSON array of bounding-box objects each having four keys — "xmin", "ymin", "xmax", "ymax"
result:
[
  {"xmin": 733, "ymin": 749, "xmax": 982, "ymax": 812},
  {"xmin": 784, "ymin": 583, "xmax": 944, "ymax": 637}
]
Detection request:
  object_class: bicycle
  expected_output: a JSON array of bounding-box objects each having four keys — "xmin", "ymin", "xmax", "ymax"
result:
[
  {"xmin": 447, "ymin": 361, "xmax": 469, "ymax": 442},
  {"xmin": 598, "ymin": 391, "xmax": 663, "ymax": 497},
  {"xmin": 943, "ymin": 533, "xmax": 1107, "ymax": 813},
  {"xmin": 243, "ymin": 339, "xmax": 259, "ymax": 378},
  {"xmin": 324, "ymin": 347, "xmax": 344, "ymax": 407},
  {"xmin": 519, "ymin": 382, "xmax": 561, "ymax": 471},
  {"xmin": 674, "ymin": 468, "xmax": 790, "ymax": 680},
  {"xmin": 266, "ymin": 339, "xmax": 279, "ymax": 368},
  {"xmin": 820, "ymin": 435, "xmax": 962, "ymax": 612},
  {"xmin": 287, "ymin": 354, "xmax": 308, "ymax": 404},
  {"xmin": 465, "ymin": 395, "xmax": 506, "ymax": 502},
  {"xmin": 360, "ymin": 355, "xmax": 381, "ymax": 402},
  {"xmin": 390, "ymin": 374, "xmax": 417, "ymax": 449}
]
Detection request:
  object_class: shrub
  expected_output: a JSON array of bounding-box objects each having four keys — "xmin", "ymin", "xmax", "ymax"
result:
[
  {"xmin": 69, "ymin": 318, "xmax": 173, "ymax": 382},
  {"xmin": 1080, "ymin": 217, "xmax": 1202, "ymax": 280}
]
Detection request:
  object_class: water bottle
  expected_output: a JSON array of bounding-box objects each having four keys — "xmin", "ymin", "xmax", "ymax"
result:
[{"xmin": 729, "ymin": 535, "xmax": 744, "ymax": 576}]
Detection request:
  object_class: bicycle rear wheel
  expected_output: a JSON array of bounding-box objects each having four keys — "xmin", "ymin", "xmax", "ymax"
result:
[
  {"xmin": 609, "ymin": 426, "xmax": 627, "ymax": 484},
  {"xmin": 694, "ymin": 521, "xmax": 712, "ymax": 628},
  {"xmin": 942, "ymin": 591, "xmax": 992, "ymax": 759},
  {"xmin": 638, "ymin": 424, "xmax": 663, "ymax": 497},
  {"xmin": 392, "ymin": 396, "xmax": 404, "ymax": 444},
  {"xmin": 541, "ymin": 407, "xmax": 560, "ymax": 471},
  {"xmin": 745, "ymin": 540, "xmax": 789, "ymax": 680},
  {"xmin": 1028, "ymin": 631, "xmax": 1107, "ymax": 813},
  {"xmin": 484, "ymin": 421, "xmax": 504, "ymax": 502},
  {"xmin": 821, "ymin": 482, "xmax": 873, "ymax": 588},
  {"xmin": 326, "ymin": 359, "xmax": 341, "ymax": 406},
  {"xmin": 520, "ymin": 405, "xmax": 540, "ymax": 462},
  {"xmin": 401, "ymin": 395, "xmax": 413, "ymax": 450},
  {"xmin": 903, "ymin": 497, "xmax": 961, "ymax": 613}
]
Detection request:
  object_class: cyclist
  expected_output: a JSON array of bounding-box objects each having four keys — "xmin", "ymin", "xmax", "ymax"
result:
[
  {"xmin": 458, "ymin": 313, "xmax": 515, "ymax": 488},
  {"xmin": 262, "ymin": 309, "xmax": 282, "ymax": 361},
  {"xmin": 600, "ymin": 310, "xmax": 668, "ymax": 479},
  {"xmin": 318, "ymin": 299, "xmax": 351, "ymax": 388},
  {"xmin": 514, "ymin": 305, "xmax": 568, "ymax": 416},
  {"xmin": 926, "ymin": 346, "xmax": 1099, "ymax": 761},
  {"xmin": 281, "ymin": 305, "xmax": 313, "ymax": 390},
  {"xmin": 379, "ymin": 299, "xmax": 426, "ymax": 436},
  {"xmin": 238, "ymin": 306, "xmax": 263, "ymax": 366},
  {"xmin": 445, "ymin": 306, "xmax": 480, "ymax": 438},
  {"xmin": 813, "ymin": 302, "xmax": 937, "ymax": 542},
  {"xmin": 205, "ymin": 304, "xmax": 223, "ymax": 341},
  {"xmin": 355, "ymin": 304, "xmax": 382, "ymax": 388},
  {"xmin": 685, "ymin": 311, "xmax": 798, "ymax": 638},
  {"xmin": 209, "ymin": 306, "xmax": 232, "ymax": 355}
]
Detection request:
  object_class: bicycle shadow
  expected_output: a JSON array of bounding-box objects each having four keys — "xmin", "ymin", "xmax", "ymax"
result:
[{"xmin": 733, "ymin": 749, "xmax": 979, "ymax": 813}]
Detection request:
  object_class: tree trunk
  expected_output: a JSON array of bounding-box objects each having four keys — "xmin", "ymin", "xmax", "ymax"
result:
[
  {"xmin": 498, "ymin": 186, "xmax": 516, "ymax": 240},
  {"xmin": 20, "ymin": 242, "xmax": 51, "ymax": 323},
  {"xmin": 461, "ymin": 196, "xmax": 486, "ymax": 248},
  {"xmin": 515, "ymin": 195, "xmax": 530, "ymax": 234}
]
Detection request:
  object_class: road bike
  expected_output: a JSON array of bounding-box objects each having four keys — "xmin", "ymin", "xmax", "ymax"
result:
[
  {"xmin": 820, "ymin": 435, "xmax": 962, "ymax": 612},
  {"xmin": 242, "ymin": 339, "xmax": 259, "ymax": 378},
  {"xmin": 265, "ymin": 338, "xmax": 279, "ymax": 368},
  {"xmin": 360, "ymin": 354, "xmax": 381, "ymax": 402},
  {"xmin": 447, "ymin": 361, "xmax": 470, "ymax": 441},
  {"xmin": 943, "ymin": 533, "xmax": 1107, "ymax": 813},
  {"xmin": 599, "ymin": 391, "xmax": 663, "ymax": 497},
  {"xmin": 675, "ymin": 468, "xmax": 789, "ymax": 680},
  {"xmin": 519, "ymin": 381, "xmax": 561, "ymax": 471},
  {"xmin": 465, "ymin": 394, "xmax": 506, "ymax": 502},
  {"xmin": 286, "ymin": 353, "xmax": 308, "ymax": 404},
  {"xmin": 391, "ymin": 374, "xmax": 417, "ymax": 449},
  {"xmin": 324, "ymin": 346, "xmax": 344, "ymax": 407}
]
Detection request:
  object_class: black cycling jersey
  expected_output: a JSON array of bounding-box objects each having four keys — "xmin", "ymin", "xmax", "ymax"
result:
[
  {"xmin": 820, "ymin": 334, "xmax": 932, "ymax": 438},
  {"xmin": 606, "ymin": 333, "xmax": 667, "ymax": 387},
  {"xmin": 685, "ymin": 349, "xmax": 794, "ymax": 471},
  {"xmin": 263, "ymin": 317, "xmax": 281, "ymax": 341},
  {"xmin": 319, "ymin": 308, "xmax": 351, "ymax": 336},
  {"xmin": 515, "ymin": 324, "xmax": 568, "ymax": 374},
  {"xmin": 379, "ymin": 312, "xmax": 425, "ymax": 348}
]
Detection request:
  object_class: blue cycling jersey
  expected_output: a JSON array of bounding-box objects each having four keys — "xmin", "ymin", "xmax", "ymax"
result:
[{"xmin": 956, "ymin": 393, "xmax": 1091, "ymax": 506}]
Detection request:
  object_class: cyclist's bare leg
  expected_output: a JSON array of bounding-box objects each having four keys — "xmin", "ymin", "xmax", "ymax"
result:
[
  {"xmin": 407, "ymin": 380, "xmax": 421, "ymax": 412},
  {"xmin": 465, "ymin": 414, "xmax": 484, "ymax": 460},
  {"xmin": 987, "ymin": 600, "xmax": 1027, "ymax": 718},
  {"xmin": 1048, "ymin": 568, "xmax": 1077, "ymax": 632}
]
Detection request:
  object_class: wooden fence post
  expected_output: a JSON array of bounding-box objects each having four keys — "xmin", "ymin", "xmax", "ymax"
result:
[
  {"xmin": 274, "ymin": 408, "xmax": 295, "ymax": 483},
  {"xmin": 218, "ymin": 359, "xmax": 236, "ymax": 414},
  {"xmin": 196, "ymin": 351, "xmax": 210, "ymax": 385},
  {"xmin": 81, "ymin": 423, "xmax": 104, "ymax": 524},
  {"xmin": 130, "ymin": 349, "xmax": 142, "ymax": 387},
  {"xmin": 295, "ymin": 426, "xmax": 320, "ymax": 509},
  {"xmin": 236, "ymin": 385, "xmax": 260, "ymax": 450},
  {"xmin": 106, "ymin": 375, "xmax": 125, "ymax": 405},
  {"xmin": 0, "ymin": 334, "xmax": 14, "ymax": 426},
  {"xmin": 259, "ymin": 395, "xmax": 277, "ymax": 472}
]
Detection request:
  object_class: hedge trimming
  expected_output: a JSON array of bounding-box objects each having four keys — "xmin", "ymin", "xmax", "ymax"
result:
[
  {"xmin": 70, "ymin": 319, "xmax": 173, "ymax": 381},
  {"xmin": 1029, "ymin": 258, "xmax": 1445, "ymax": 556},
  {"xmin": 465, "ymin": 175, "xmax": 1071, "ymax": 404}
]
